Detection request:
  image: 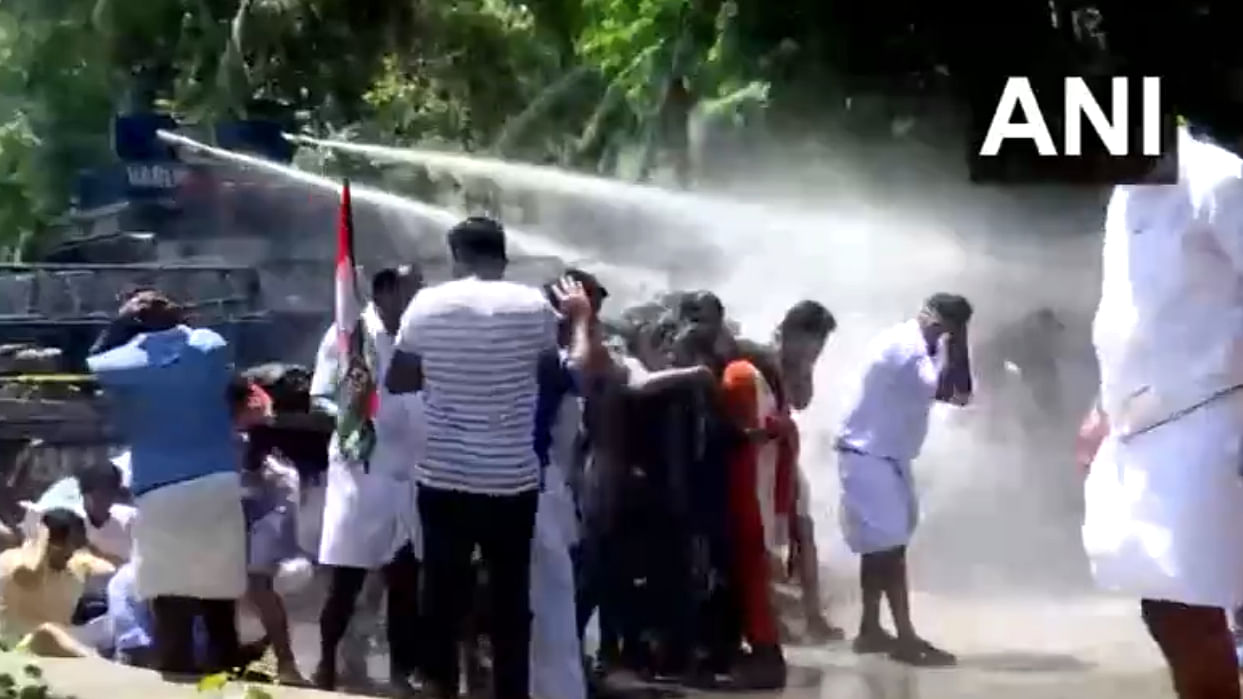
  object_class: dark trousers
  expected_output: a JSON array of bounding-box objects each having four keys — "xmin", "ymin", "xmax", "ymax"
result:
[
  {"xmin": 151, "ymin": 596, "xmax": 239, "ymax": 675},
  {"xmin": 574, "ymin": 527, "xmax": 640, "ymax": 664},
  {"xmin": 419, "ymin": 486, "xmax": 538, "ymax": 699},
  {"xmin": 319, "ymin": 542, "xmax": 421, "ymax": 679},
  {"xmin": 1141, "ymin": 599, "xmax": 1240, "ymax": 699}
]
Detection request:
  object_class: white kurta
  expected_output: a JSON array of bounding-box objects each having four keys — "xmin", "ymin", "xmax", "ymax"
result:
[
  {"xmin": 530, "ymin": 394, "xmax": 586, "ymax": 699},
  {"xmin": 313, "ymin": 306, "xmax": 427, "ymax": 569},
  {"xmin": 1084, "ymin": 128, "xmax": 1243, "ymax": 608},
  {"xmin": 837, "ymin": 320, "xmax": 939, "ymax": 554}
]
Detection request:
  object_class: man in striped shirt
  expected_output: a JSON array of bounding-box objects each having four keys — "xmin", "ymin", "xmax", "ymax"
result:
[{"xmin": 386, "ymin": 216, "xmax": 593, "ymax": 699}]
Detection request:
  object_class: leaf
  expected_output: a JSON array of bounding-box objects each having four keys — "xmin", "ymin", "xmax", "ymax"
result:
[{"xmin": 195, "ymin": 672, "xmax": 229, "ymax": 693}]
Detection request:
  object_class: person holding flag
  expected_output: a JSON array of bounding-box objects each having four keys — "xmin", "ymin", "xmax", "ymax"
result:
[{"xmin": 310, "ymin": 181, "xmax": 426, "ymax": 695}]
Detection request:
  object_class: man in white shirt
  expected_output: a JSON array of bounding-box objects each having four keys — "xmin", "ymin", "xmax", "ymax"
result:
[
  {"xmin": 310, "ymin": 266, "xmax": 425, "ymax": 695},
  {"xmin": 1077, "ymin": 126, "xmax": 1243, "ymax": 699},
  {"xmin": 386, "ymin": 217, "xmax": 593, "ymax": 699},
  {"xmin": 836, "ymin": 294, "xmax": 972, "ymax": 667}
]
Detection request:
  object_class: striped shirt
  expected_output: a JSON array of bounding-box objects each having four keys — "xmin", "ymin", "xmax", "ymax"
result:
[{"xmin": 396, "ymin": 277, "xmax": 558, "ymax": 494}]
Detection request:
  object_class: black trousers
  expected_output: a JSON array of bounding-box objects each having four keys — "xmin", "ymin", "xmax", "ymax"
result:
[
  {"xmin": 318, "ymin": 542, "xmax": 421, "ymax": 678},
  {"xmin": 419, "ymin": 486, "xmax": 538, "ymax": 699},
  {"xmin": 151, "ymin": 596, "xmax": 239, "ymax": 675}
]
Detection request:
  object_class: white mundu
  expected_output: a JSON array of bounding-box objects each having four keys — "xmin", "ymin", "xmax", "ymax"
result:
[
  {"xmin": 1085, "ymin": 127, "xmax": 1243, "ymax": 608},
  {"xmin": 313, "ymin": 304, "xmax": 426, "ymax": 569}
]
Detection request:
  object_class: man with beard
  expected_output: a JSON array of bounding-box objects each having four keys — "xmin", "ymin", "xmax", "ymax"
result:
[{"xmin": 836, "ymin": 294, "xmax": 972, "ymax": 667}]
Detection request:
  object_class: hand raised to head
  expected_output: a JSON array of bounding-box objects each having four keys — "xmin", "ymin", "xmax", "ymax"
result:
[{"xmin": 551, "ymin": 276, "xmax": 592, "ymax": 320}]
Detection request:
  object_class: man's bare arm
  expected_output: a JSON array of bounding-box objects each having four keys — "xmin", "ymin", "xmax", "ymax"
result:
[
  {"xmin": 386, "ymin": 350, "xmax": 423, "ymax": 394},
  {"xmin": 622, "ymin": 357, "xmax": 712, "ymax": 395}
]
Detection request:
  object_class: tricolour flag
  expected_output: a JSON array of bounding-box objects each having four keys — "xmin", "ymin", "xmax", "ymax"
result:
[{"xmin": 334, "ymin": 179, "xmax": 377, "ymax": 464}]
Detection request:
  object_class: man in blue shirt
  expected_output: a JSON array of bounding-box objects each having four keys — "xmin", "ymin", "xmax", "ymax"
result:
[{"xmin": 87, "ymin": 290, "xmax": 246, "ymax": 676}]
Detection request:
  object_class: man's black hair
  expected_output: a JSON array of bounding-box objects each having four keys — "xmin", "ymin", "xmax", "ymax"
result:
[
  {"xmin": 780, "ymin": 300, "xmax": 836, "ymax": 337},
  {"xmin": 447, "ymin": 216, "xmax": 507, "ymax": 262},
  {"xmin": 678, "ymin": 290, "xmax": 724, "ymax": 319},
  {"xmin": 76, "ymin": 461, "xmax": 122, "ymax": 496},
  {"xmin": 372, "ymin": 268, "xmax": 400, "ymax": 297},
  {"xmin": 42, "ymin": 508, "xmax": 85, "ymax": 543},
  {"xmin": 925, "ymin": 293, "xmax": 973, "ymax": 327},
  {"xmin": 565, "ymin": 268, "xmax": 608, "ymax": 300}
]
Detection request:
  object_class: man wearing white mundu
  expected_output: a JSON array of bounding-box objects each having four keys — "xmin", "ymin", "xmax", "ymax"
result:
[{"xmin": 1079, "ymin": 124, "xmax": 1243, "ymax": 699}]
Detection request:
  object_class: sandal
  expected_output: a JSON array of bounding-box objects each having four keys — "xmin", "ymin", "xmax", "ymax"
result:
[
  {"xmin": 852, "ymin": 630, "xmax": 899, "ymax": 654},
  {"xmin": 889, "ymin": 638, "xmax": 957, "ymax": 667}
]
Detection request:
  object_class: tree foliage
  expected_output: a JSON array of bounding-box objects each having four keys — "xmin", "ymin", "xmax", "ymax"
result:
[{"xmin": 0, "ymin": 0, "xmax": 1237, "ymax": 255}]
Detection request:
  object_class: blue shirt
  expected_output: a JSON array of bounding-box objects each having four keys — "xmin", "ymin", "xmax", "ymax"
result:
[{"xmin": 87, "ymin": 326, "xmax": 237, "ymax": 496}]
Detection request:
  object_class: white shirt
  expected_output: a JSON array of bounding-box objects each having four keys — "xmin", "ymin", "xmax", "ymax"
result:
[
  {"xmin": 1094, "ymin": 128, "xmax": 1243, "ymax": 435},
  {"xmin": 396, "ymin": 277, "xmax": 558, "ymax": 495},
  {"xmin": 837, "ymin": 320, "xmax": 940, "ymax": 462},
  {"xmin": 311, "ymin": 304, "xmax": 426, "ymax": 566}
]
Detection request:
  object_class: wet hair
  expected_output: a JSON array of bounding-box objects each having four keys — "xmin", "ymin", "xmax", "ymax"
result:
[
  {"xmin": 448, "ymin": 216, "xmax": 507, "ymax": 262},
  {"xmin": 119, "ymin": 289, "xmax": 185, "ymax": 333},
  {"xmin": 76, "ymin": 461, "xmax": 122, "ymax": 496},
  {"xmin": 372, "ymin": 268, "xmax": 400, "ymax": 296},
  {"xmin": 542, "ymin": 267, "xmax": 609, "ymax": 309},
  {"xmin": 677, "ymin": 290, "xmax": 724, "ymax": 323},
  {"xmin": 924, "ymin": 293, "xmax": 973, "ymax": 327},
  {"xmin": 42, "ymin": 508, "xmax": 85, "ymax": 545},
  {"xmin": 779, "ymin": 300, "xmax": 836, "ymax": 338}
]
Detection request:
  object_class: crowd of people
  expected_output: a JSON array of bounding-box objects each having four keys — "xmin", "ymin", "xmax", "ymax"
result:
[
  {"xmin": 8, "ymin": 124, "xmax": 1243, "ymax": 699},
  {"xmin": 0, "ymin": 214, "xmax": 977, "ymax": 699}
]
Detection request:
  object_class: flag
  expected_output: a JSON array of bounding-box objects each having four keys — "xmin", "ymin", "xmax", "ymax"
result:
[{"xmin": 334, "ymin": 179, "xmax": 377, "ymax": 465}]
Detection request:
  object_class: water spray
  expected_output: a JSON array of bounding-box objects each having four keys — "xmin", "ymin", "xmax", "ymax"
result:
[{"xmin": 155, "ymin": 130, "xmax": 669, "ymax": 295}]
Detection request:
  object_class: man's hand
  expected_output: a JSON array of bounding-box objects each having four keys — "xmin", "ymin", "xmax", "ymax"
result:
[
  {"xmin": 1076, "ymin": 402, "xmax": 1108, "ymax": 475},
  {"xmin": 551, "ymin": 276, "xmax": 592, "ymax": 320}
]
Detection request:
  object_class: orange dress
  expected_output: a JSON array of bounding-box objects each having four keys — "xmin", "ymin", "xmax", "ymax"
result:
[{"xmin": 721, "ymin": 360, "xmax": 795, "ymax": 648}]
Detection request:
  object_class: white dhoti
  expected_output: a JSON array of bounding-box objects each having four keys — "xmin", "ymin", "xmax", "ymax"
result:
[
  {"xmin": 1083, "ymin": 394, "xmax": 1243, "ymax": 608},
  {"xmin": 838, "ymin": 450, "xmax": 918, "ymax": 555},
  {"xmin": 132, "ymin": 471, "xmax": 247, "ymax": 600},
  {"xmin": 530, "ymin": 464, "xmax": 585, "ymax": 699},
  {"xmin": 319, "ymin": 393, "xmax": 424, "ymax": 570}
]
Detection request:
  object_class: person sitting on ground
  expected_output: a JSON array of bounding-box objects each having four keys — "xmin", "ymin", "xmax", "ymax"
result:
[
  {"xmin": 19, "ymin": 461, "xmax": 135, "ymax": 632},
  {"xmin": 0, "ymin": 508, "xmax": 115, "ymax": 657}
]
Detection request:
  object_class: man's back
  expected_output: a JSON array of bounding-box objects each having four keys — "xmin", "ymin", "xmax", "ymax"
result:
[
  {"xmin": 87, "ymin": 326, "xmax": 236, "ymax": 495},
  {"xmin": 397, "ymin": 277, "xmax": 557, "ymax": 495},
  {"xmin": 1095, "ymin": 128, "xmax": 1243, "ymax": 434}
]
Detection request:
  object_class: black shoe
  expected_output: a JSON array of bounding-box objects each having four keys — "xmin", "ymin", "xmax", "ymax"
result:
[
  {"xmin": 889, "ymin": 638, "xmax": 957, "ymax": 667},
  {"xmin": 728, "ymin": 646, "xmax": 786, "ymax": 691}
]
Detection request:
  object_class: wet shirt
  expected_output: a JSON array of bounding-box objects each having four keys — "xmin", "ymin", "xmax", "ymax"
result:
[
  {"xmin": 1095, "ymin": 127, "xmax": 1243, "ymax": 436},
  {"xmin": 837, "ymin": 320, "xmax": 939, "ymax": 463},
  {"xmin": 396, "ymin": 278, "xmax": 559, "ymax": 495},
  {"xmin": 87, "ymin": 326, "xmax": 237, "ymax": 496}
]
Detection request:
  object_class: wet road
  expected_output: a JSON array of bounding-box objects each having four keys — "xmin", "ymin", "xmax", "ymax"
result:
[{"xmin": 267, "ymin": 583, "xmax": 1174, "ymax": 698}]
